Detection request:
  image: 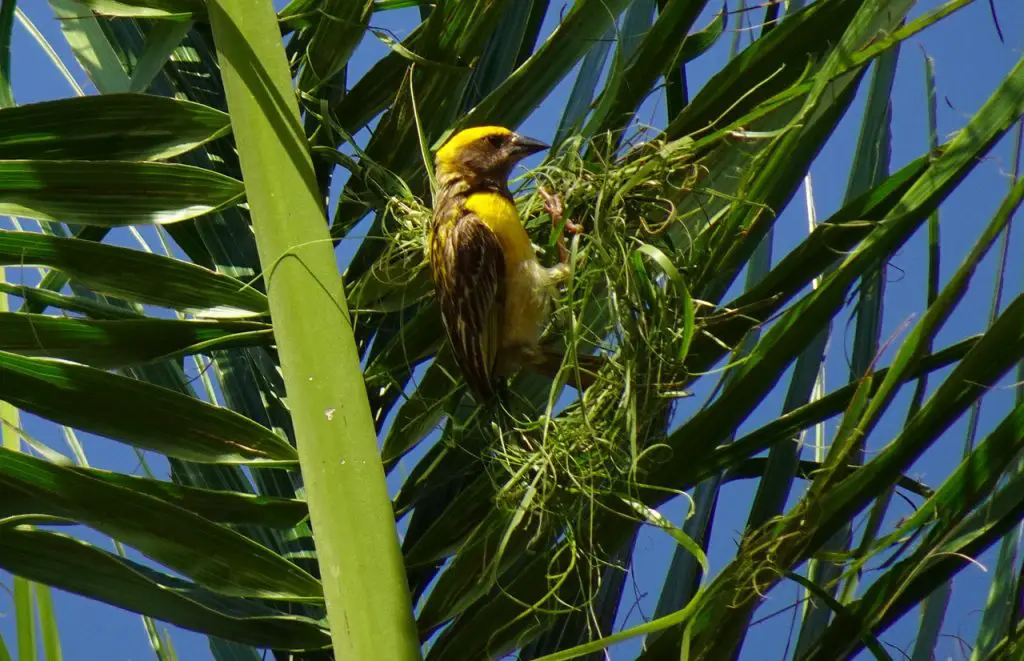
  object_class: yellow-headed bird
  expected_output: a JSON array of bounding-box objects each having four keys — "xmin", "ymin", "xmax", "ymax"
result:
[{"xmin": 429, "ymin": 126, "xmax": 567, "ymax": 400}]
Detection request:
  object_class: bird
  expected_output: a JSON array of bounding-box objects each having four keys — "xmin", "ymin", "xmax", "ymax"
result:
[{"xmin": 428, "ymin": 125, "xmax": 574, "ymax": 401}]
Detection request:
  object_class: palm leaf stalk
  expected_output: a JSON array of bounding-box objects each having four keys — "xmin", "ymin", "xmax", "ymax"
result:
[{"xmin": 204, "ymin": 1, "xmax": 420, "ymax": 659}]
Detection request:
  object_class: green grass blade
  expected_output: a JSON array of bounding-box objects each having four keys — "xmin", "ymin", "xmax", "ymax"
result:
[
  {"xmin": 585, "ymin": 0, "xmax": 705, "ymax": 142},
  {"xmin": 903, "ymin": 49, "xmax": 951, "ymax": 661},
  {"xmin": 663, "ymin": 54, "xmax": 1024, "ymax": 487},
  {"xmin": 969, "ymin": 127, "xmax": 1024, "ymax": 661},
  {"xmin": 0, "ymin": 351, "xmax": 297, "ymax": 463},
  {"xmin": 128, "ymin": 20, "xmax": 194, "ymax": 93},
  {"xmin": 521, "ymin": 534, "xmax": 639, "ymax": 660},
  {"xmin": 0, "ymin": 448, "xmax": 307, "ymax": 527},
  {"xmin": 0, "ymin": 160, "xmax": 243, "ymax": 226},
  {"xmin": 801, "ymin": 397, "xmax": 1024, "ymax": 659},
  {"xmin": 296, "ymin": 0, "xmax": 372, "ymax": 95},
  {"xmin": 48, "ymin": 0, "xmax": 132, "ymax": 93},
  {"xmin": 653, "ymin": 217, "xmax": 775, "ymax": 651},
  {"xmin": 551, "ymin": 25, "xmax": 613, "ymax": 149},
  {"xmin": 74, "ymin": 0, "xmax": 203, "ymax": 18},
  {"xmin": 796, "ymin": 41, "xmax": 899, "ymax": 655},
  {"xmin": 0, "ymin": 94, "xmax": 230, "ymax": 160},
  {"xmin": 666, "ymin": 0, "xmax": 861, "ymax": 140},
  {"xmin": 458, "ymin": 0, "xmax": 633, "ymax": 131},
  {"xmin": 462, "ymin": 1, "xmax": 544, "ymax": 109},
  {"xmin": 787, "ymin": 571, "xmax": 892, "ymax": 661},
  {"xmin": 0, "ymin": 230, "xmax": 267, "ymax": 313},
  {"xmin": 30, "ymin": 583, "xmax": 62, "ymax": 661},
  {"xmin": 698, "ymin": 336, "xmax": 977, "ymax": 486},
  {"xmin": 2, "ymin": 390, "xmax": 34, "ymax": 661},
  {"xmin": 12, "ymin": 575, "xmax": 34, "ymax": 661},
  {"xmin": 820, "ymin": 142, "xmax": 1024, "ymax": 487},
  {"xmin": 0, "ymin": 313, "xmax": 271, "ymax": 367},
  {"xmin": 910, "ymin": 584, "xmax": 953, "ymax": 661},
  {"xmin": 0, "ymin": 447, "xmax": 319, "ymax": 599},
  {"xmin": 0, "ymin": 0, "xmax": 14, "ymax": 108},
  {"xmin": 0, "ymin": 528, "xmax": 330, "ymax": 649},
  {"xmin": 608, "ymin": 49, "xmax": 1024, "ymax": 661}
]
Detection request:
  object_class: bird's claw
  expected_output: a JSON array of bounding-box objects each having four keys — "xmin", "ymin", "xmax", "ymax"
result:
[
  {"xmin": 539, "ymin": 186, "xmax": 562, "ymax": 222},
  {"xmin": 539, "ymin": 186, "xmax": 583, "ymax": 264}
]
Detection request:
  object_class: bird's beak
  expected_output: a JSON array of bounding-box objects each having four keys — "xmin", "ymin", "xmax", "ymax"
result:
[{"xmin": 509, "ymin": 134, "xmax": 550, "ymax": 159}]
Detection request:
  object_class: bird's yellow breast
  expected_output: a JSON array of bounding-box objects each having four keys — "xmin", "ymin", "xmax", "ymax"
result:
[
  {"xmin": 463, "ymin": 190, "xmax": 555, "ymax": 357},
  {"xmin": 464, "ymin": 192, "xmax": 535, "ymax": 273}
]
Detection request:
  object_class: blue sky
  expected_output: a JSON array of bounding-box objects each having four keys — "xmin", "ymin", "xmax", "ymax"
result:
[{"xmin": 3, "ymin": 1, "xmax": 1023, "ymax": 660}]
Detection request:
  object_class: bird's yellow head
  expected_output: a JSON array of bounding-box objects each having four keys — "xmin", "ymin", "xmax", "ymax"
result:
[{"xmin": 435, "ymin": 126, "xmax": 549, "ymax": 181}]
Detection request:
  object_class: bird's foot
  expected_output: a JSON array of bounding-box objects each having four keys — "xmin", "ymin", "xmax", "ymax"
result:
[
  {"xmin": 539, "ymin": 186, "xmax": 583, "ymax": 264},
  {"xmin": 546, "ymin": 262, "xmax": 571, "ymax": 285},
  {"xmin": 539, "ymin": 186, "xmax": 563, "ymax": 224}
]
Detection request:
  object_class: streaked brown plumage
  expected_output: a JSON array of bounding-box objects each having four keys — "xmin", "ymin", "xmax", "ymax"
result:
[{"xmin": 429, "ymin": 126, "xmax": 566, "ymax": 400}]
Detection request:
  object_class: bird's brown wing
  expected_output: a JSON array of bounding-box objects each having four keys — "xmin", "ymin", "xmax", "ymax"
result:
[{"xmin": 433, "ymin": 212, "xmax": 506, "ymax": 399}]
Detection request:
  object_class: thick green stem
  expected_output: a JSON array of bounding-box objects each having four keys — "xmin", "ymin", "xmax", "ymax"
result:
[{"xmin": 205, "ymin": 3, "xmax": 420, "ymax": 659}]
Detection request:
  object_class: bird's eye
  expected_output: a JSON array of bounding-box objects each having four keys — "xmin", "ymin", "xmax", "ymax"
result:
[{"xmin": 487, "ymin": 134, "xmax": 505, "ymax": 148}]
